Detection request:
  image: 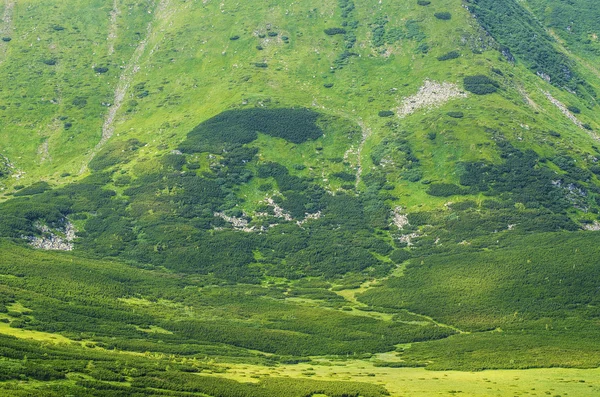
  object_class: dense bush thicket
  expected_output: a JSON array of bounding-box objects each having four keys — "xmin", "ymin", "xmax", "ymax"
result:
[
  {"xmin": 437, "ymin": 50, "xmax": 459, "ymax": 61},
  {"xmin": 360, "ymin": 232, "xmax": 600, "ymax": 331},
  {"xmin": 324, "ymin": 27, "xmax": 346, "ymax": 35},
  {"xmin": 467, "ymin": 0, "xmax": 596, "ymax": 99},
  {"xmin": 0, "ymin": 333, "xmax": 389, "ymax": 396},
  {"xmin": 463, "ymin": 75, "xmax": 499, "ymax": 95},
  {"xmin": 434, "ymin": 12, "xmax": 451, "ymax": 20},
  {"xmin": 179, "ymin": 108, "xmax": 322, "ymax": 153},
  {"xmin": 527, "ymin": 0, "xmax": 600, "ymax": 66}
]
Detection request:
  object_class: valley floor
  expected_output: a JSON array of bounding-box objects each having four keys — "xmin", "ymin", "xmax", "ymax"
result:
[{"xmin": 207, "ymin": 362, "xmax": 600, "ymax": 397}]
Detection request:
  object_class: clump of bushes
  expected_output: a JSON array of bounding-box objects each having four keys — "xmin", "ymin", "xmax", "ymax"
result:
[
  {"xmin": 447, "ymin": 111, "xmax": 464, "ymax": 118},
  {"xmin": 434, "ymin": 12, "xmax": 451, "ymax": 20},
  {"xmin": 426, "ymin": 183, "xmax": 469, "ymax": 197},
  {"xmin": 417, "ymin": 0, "xmax": 431, "ymax": 5},
  {"xmin": 323, "ymin": 83, "xmax": 334, "ymax": 88},
  {"xmin": 437, "ymin": 50, "xmax": 459, "ymax": 61},
  {"xmin": 254, "ymin": 62, "xmax": 268, "ymax": 68},
  {"xmin": 94, "ymin": 66, "xmax": 109, "ymax": 73},
  {"xmin": 567, "ymin": 105, "xmax": 581, "ymax": 114},
  {"xmin": 378, "ymin": 110, "xmax": 394, "ymax": 117},
  {"xmin": 324, "ymin": 27, "xmax": 347, "ymax": 36},
  {"xmin": 463, "ymin": 75, "xmax": 499, "ymax": 95},
  {"xmin": 1, "ymin": 37, "xmax": 11, "ymax": 42},
  {"xmin": 72, "ymin": 97, "xmax": 87, "ymax": 109},
  {"xmin": 229, "ymin": 35, "xmax": 240, "ymax": 41},
  {"xmin": 14, "ymin": 182, "xmax": 51, "ymax": 196}
]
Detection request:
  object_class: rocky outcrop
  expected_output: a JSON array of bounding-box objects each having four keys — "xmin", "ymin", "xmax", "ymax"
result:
[{"xmin": 27, "ymin": 221, "xmax": 76, "ymax": 251}]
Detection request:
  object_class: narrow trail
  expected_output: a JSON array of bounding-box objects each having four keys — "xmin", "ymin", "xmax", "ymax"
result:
[
  {"xmin": 333, "ymin": 275, "xmax": 466, "ymax": 334},
  {"xmin": 0, "ymin": 0, "xmax": 16, "ymax": 64},
  {"xmin": 107, "ymin": 0, "xmax": 120, "ymax": 56}
]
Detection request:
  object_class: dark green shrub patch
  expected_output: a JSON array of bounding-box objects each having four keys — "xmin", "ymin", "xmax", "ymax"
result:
[
  {"xmin": 180, "ymin": 108, "xmax": 323, "ymax": 153},
  {"xmin": 378, "ymin": 110, "xmax": 394, "ymax": 117},
  {"xmin": 463, "ymin": 75, "xmax": 499, "ymax": 95},
  {"xmin": 324, "ymin": 27, "xmax": 347, "ymax": 35},
  {"xmin": 14, "ymin": 182, "xmax": 52, "ymax": 196},
  {"xmin": 434, "ymin": 12, "xmax": 451, "ymax": 20},
  {"xmin": 437, "ymin": 50, "xmax": 459, "ymax": 61},
  {"xmin": 426, "ymin": 183, "xmax": 470, "ymax": 197},
  {"xmin": 447, "ymin": 111, "xmax": 464, "ymax": 118}
]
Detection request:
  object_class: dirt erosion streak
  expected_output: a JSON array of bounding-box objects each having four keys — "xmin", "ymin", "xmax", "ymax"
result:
[
  {"xmin": 107, "ymin": 0, "xmax": 120, "ymax": 56},
  {"xmin": 0, "ymin": 0, "xmax": 16, "ymax": 63},
  {"xmin": 93, "ymin": 0, "xmax": 171, "ymax": 155}
]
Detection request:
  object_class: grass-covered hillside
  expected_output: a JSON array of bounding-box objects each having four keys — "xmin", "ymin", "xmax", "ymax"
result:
[{"xmin": 1, "ymin": 0, "xmax": 600, "ymax": 396}]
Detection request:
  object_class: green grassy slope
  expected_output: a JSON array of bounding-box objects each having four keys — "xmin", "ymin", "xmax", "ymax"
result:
[{"xmin": 1, "ymin": 0, "xmax": 600, "ymax": 395}]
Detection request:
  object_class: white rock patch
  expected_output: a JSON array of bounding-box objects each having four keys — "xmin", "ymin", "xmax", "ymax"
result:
[{"xmin": 397, "ymin": 80, "xmax": 467, "ymax": 118}]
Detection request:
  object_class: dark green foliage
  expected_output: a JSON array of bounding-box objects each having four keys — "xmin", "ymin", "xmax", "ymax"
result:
[
  {"xmin": 229, "ymin": 35, "xmax": 240, "ymax": 40},
  {"xmin": 378, "ymin": 110, "xmax": 394, "ymax": 117},
  {"xmin": 332, "ymin": 171, "xmax": 356, "ymax": 182},
  {"xmin": 389, "ymin": 249, "xmax": 411, "ymax": 263},
  {"xmin": 447, "ymin": 111, "xmax": 464, "ymax": 118},
  {"xmin": 467, "ymin": 0, "xmax": 592, "ymax": 97},
  {"xmin": 360, "ymin": 232, "xmax": 600, "ymax": 336},
  {"xmin": 267, "ymin": 31, "xmax": 278, "ymax": 37},
  {"xmin": 255, "ymin": 62, "xmax": 268, "ymax": 68},
  {"xmin": 437, "ymin": 50, "xmax": 459, "ymax": 61},
  {"xmin": 324, "ymin": 27, "xmax": 347, "ymax": 35},
  {"xmin": 14, "ymin": 181, "xmax": 51, "ymax": 196},
  {"xmin": 94, "ymin": 66, "xmax": 109, "ymax": 73},
  {"xmin": 180, "ymin": 108, "xmax": 323, "ymax": 153},
  {"xmin": 417, "ymin": 0, "xmax": 431, "ymax": 5},
  {"xmin": 324, "ymin": 83, "xmax": 334, "ymax": 88},
  {"xmin": 42, "ymin": 59, "xmax": 56, "ymax": 65},
  {"xmin": 1, "ymin": 37, "xmax": 11, "ymax": 42},
  {"xmin": 527, "ymin": 0, "xmax": 600, "ymax": 81},
  {"xmin": 459, "ymin": 141, "xmax": 593, "ymax": 215},
  {"xmin": 427, "ymin": 183, "xmax": 470, "ymax": 197},
  {"xmin": 162, "ymin": 154, "xmax": 186, "ymax": 171},
  {"xmin": 434, "ymin": 12, "xmax": 451, "ymax": 20},
  {"xmin": 568, "ymin": 105, "xmax": 581, "ymax": 114},
  {"xmin": 71, "ymin": 96, "xmax": 87, "ymax": 108},
  {"xmin": 463, "ymin": 75, "xmax": 499, "ymax": 95}
]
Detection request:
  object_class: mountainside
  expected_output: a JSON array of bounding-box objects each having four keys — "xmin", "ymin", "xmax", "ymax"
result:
[{"xmin": 1, "ymin": 0, "xmax": 600, "ymax": 396}]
